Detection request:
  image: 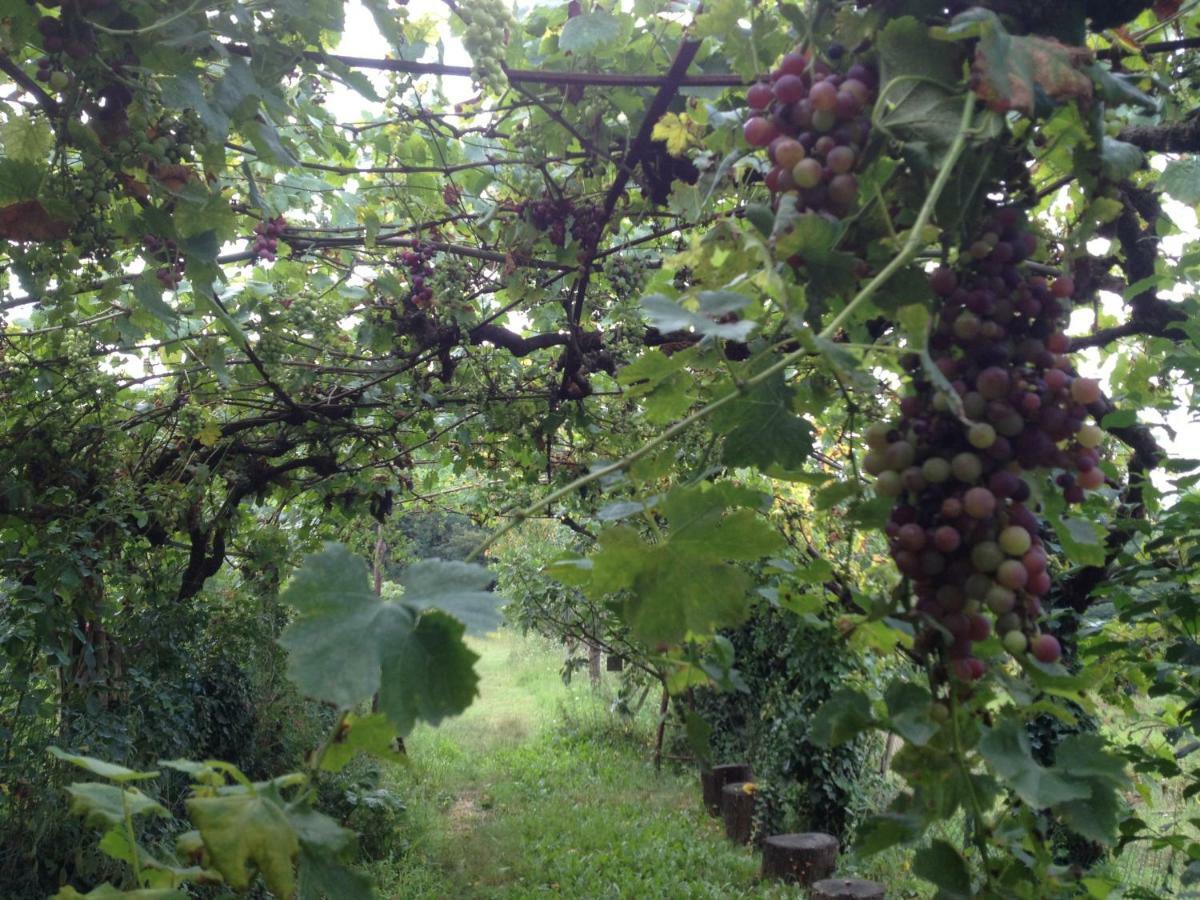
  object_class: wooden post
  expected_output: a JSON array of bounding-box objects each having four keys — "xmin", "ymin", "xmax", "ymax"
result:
[
  {"xmin": 700, "ymin": 762, "xmax": 752, "ymax": 816},
  {"xmin": 721, "ymin": 782, "xmax": 756, "ymax": 844},
  {"xmin": 761, "ymin": 833, "xmax": 839, "ymax": 885},
  {"xmin": 652, "ymin": 681, "xmax": 669, "ymax": 771},
  {"xmin": 587, "ymin": 641, "xmax": 601, "ymax": 685},
  {"xmin": 811, "ymin": 878, "xmax": 886, "ymax": 899}
]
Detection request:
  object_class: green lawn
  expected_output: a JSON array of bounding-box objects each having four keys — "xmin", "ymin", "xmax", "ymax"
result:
[{"xmin": 368, "ymin": 630, "xmax": 810, "ymax": 898}]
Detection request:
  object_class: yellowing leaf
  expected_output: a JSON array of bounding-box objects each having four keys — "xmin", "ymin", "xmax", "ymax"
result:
[
  {"xmin": 196, "ymin": 421, "xmax": 222, "ymax": 447},
  {"xmin": 651, "ymin": 113, "xmax": 699, "ymax": 157},
  {"xmin": 186, "ymin": 793, "xmax": 298, "ymax": 898}
]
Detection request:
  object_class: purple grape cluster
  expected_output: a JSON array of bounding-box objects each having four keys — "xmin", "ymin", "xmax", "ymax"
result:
[
  {"xmin": 521, "ymin": 195, "xmax": 601, "ymax": 248},
  {"xmin": 400, "ymin": 243, "xmax": 435, "ymax": 308},
  {"xmin": 145, "ymin": 234, "xmax": 185, "ymax": 288},
  {"xmin": 251, "ymin": 215, "xmax": 286, "ymax": 263},
  {"xmin": 742, "ymin": 50, "xmax": 877, "ymax": 218},
  {"xmin": 868, "ymin": 208, "xmax": 1109, "ymax": 681}
]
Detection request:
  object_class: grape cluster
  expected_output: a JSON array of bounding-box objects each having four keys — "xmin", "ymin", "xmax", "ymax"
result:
[
  {"xmin": 457, "ymin": 0, "xmax": 514, "ymax": 92},
  {"xmin": 868, "ymin": 209, "xmax": 1107, "ymax": 681},
  {"xmin": 742, "ymin": 50, "xmax": 878, "ymax": 218},
  {"xmin": 400, "ymin": 243, "xmax": 436, "ymax": 308},
  {"xmin": 602, "ymin": 254, "xmax": 647, "ymax": 299},
  {"xmin": 33, "ymin": 10, "xmax": 94, "ymax": 87},
  {"xmin": 250, "ymin": 215, "xmax": 287, "ymax": 263},
  {"xmin": 521, "ymin": 195, "xmax": 602, "ymax": 249},
  {"xmin": 145, "ymin": 235, "xmax": 186, "ymax": 288}
]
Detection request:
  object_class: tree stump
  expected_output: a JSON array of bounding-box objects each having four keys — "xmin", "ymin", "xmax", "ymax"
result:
[
  {"xmin": 700, "ymin": 763, "xmax": 752, "ymax": 816},
  {"xmin": 721, "ymin": 782, "xmax": 756, "ymax": 844},
  {"xmin": 811, "ymin": 877, "xmax": 886, "ymax": 899},
  {"xmin": 761, "ymin": 833, "xmax": 839, "ymax": 885}
]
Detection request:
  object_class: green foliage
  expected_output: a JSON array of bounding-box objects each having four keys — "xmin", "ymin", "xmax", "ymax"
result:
[
  {"xmin": 3, "ymin": 0, "xmax": 1200, "ymax": 894},
  {"xmin": 693, "ymin": 604, "xmax": 880, "ymax": 841},
  {"xmin": 278, "ymin": 543, "xmax": 496, "ymax": 733}
]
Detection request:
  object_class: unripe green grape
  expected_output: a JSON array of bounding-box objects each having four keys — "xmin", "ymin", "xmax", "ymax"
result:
[
  {"xmin": 875, "ymin": 470, "xmax": 904, "ymax": 497},
  {"xmin": 1003, "ymin": 630, "xmax": 1028, "ymax": 654},
  {"xmin": 998, "ymin": 525, "xmax": 1032, "ymax": 557}
]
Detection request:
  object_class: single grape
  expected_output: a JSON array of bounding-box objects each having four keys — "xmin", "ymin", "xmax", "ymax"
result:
[
  {"xmin": 744, "ymin": 117, "xmax": 777, "ymax": 148},
  {"xmin": 1070, "ymin": 377, "xmax": 1102, "ymax": 405},
  {"xmin": 1030, "ymin": 633, "xmax": 1062, "ymax": 663},
  {"xmin": 1003, "ymin": 630, "xmax": 1028, "ymax": 654},
  {"xmin": 747, "ymin": 82, "xmax": 773, "ymax": 109},
  {"xmin": 963, "ymin": 486, "xmax": 996, "ymax": 519},
  {"xmin": 971, "ymin": 541, "xmax": 1003, "ymax": 573}
]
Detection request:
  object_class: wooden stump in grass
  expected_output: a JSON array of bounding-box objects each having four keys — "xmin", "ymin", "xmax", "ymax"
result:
[
  {"xmin": 700, "ymin": 763, "xmax": 752, "ymax": 816},
  {"xmin": 761, "ymin": 833, "xmax": 839, "ymax": 885},
  {"xmin": 721, "ymin": 782, "xmax": 756, "ymax": 844},
  {"xmin": 811, "ymin": 877, "xmax": 886, "ymax": 899}
]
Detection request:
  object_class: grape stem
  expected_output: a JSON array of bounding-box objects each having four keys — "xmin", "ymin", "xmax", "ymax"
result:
[{"xmin": 467, "ymin": 91, "xmax": 979, "ymax": 561}]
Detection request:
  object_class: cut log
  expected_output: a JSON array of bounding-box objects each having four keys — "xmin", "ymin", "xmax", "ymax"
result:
[
  {"xmin": 700, "ymin": 763, "xmax": 752, "ymax": 816},
  {"xmin": 761, "ymin": 833, "xmax": 839, "ymax": 885},
  {"xmin": 811, "ymin": 877, "xmax": 886, "ymax": 899},
  {"xmin": 721, "ymin": 782, "xmax": 756, "ymax": 844}
]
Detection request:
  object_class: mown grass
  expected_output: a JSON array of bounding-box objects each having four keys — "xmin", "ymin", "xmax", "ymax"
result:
[{"xmin": 368, "ymin": 630, "xmax": 814, "ymax": 898}]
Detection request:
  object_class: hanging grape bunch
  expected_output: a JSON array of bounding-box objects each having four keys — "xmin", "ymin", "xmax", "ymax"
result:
[
  {"xmin": 742, "ymin": 50, "xmax": 878, "ymax": 218},
  {"xmin": 519, "ymin": 194, "xmax": 602, "ymax": 253},
  {"xmin": 401, "ymin": 243, "xmax": 436, "ymax": 308},
  {"xmin": 250, "ymin": 216, "xmax": 287, "ymax": 263},
  {"xmin": 457, "ymin": 0, "xmax": 514, "ymax": 93},
  {"xmin": 144, "ymin": 235, "xmax": 186, "ymax": 289},
  {"xmin": 867, "ymin": 208, "xmax": 1107, "ymax": 682}
]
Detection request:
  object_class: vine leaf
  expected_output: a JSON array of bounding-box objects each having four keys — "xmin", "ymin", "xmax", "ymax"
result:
[
  {"xmin": 641, "ymin": 292, "xmax": 757, "ymax": 341},
  {"xmin": 617, "ymin": 349, "xmax": 697, "ymax": 424},
  {"xmin": 1159, "ymin": 157, "xmax": 1200, "ymax": 205},
  {"xmin": 187, "ymin": 793, "xmax": 299, "ymax": 898},
  {"xmin": 65, "ymin": 783, "xmax": 168, "ymax": 829},
  {"xmin": 52, "ymin": 886, "xmax": 186, "ymax": 899},
  {"xmin": 277, "ymin": 543, "xmax": 492, "ymax": 731},
  {"xmin": 877, "ymin": 17, "xmax": 965, "ymax": 153},
  {"xmin": 50, "ymin": 746, "xmax": 159, "ymax": 783},
  {"xmin": 810, "ymin": 688, "xmax": 875, "ymax": 748},
  {"xmin": 978, "ymin": 719, "xmax": 1091, "ymax": 808},
  {"xmin": 884, "ymin": 680, "xmax": 938, "ymax": 746},
  {"xmin": 941, "ymin": 9, "xmax": 1093, "ymax": 115},
  {"xmin": 319, "ymin": 712, "xmax": 404, "ymax": 772},
  {"xmin": 711, "ymin": 371, "xmax": 815, "ymax": 471},
  {"xmin": 0, "ymin": 199, "xmax": 72, "ymax": 241},
  {"xmin": 912, "ymin": 840, "xmax": 972, "ymax": 898},
  {"xmin": 559, "ymin": 10, "xmax": 620, "ymax": 53},
  {"xmin": 550, "ymin": 484, "xmax": 783, "ymax": 643}
]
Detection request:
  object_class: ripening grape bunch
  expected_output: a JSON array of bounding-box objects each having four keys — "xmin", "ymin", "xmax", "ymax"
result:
[
  {"xmin": 457, "ymin": 0, "xmax": 514, "ymax": 92},
  {"xmin": 867, "ymin": 208, "xmax": 1108, "ymax": 682},
  {"xmin": 520, "ymin": 194, "xmax": 602, "ymax": 249},
  {"xmin": 742, "ymin": 50, "xmax": 878, "ymax": 218},
  {"xmin": 250, "ymin": 216, "xmax": 286, "ymax": 263},
  {"xmin": 401, "ymin": 243, "xmax": 436, "ymax": 308}
]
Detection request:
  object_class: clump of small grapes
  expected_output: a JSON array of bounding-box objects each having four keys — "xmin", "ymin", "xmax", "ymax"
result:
[
  {"xmin": 457, "ymin": 0, "xmax": 514, "ymax": 92},
  {"xmin": 250, "ymin": 215, "xmax": 287, "ymax": 263},
  {"xmin": 867, "ymin": 208, "xmax": 1108, "ymax": 684},
  {"xmin": 741, "ymin": 49, "xmax": 878, "ymax": 219}
]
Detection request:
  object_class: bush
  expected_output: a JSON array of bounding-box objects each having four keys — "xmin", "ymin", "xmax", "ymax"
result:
[{"xmin": 693, "ymin": 602, "xmax": 882, "ymax": 841}]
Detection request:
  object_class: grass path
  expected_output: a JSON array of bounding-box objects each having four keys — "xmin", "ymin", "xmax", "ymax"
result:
[{"xmin": 370, "ymin": 630, "xmax": 805, "ymax": 898}]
